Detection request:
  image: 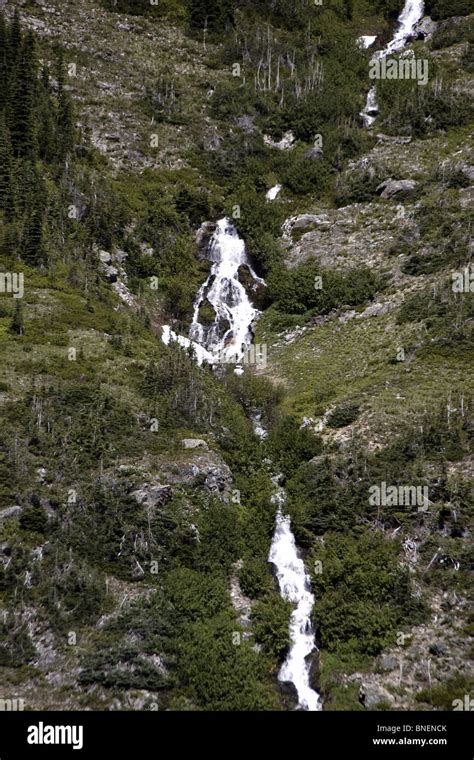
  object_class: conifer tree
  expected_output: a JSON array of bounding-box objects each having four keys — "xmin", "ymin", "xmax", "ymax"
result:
[
  {"xmin": 55, "ymin": 51, "xmax": 75, "ymax": 164},
  {"xmin": 0, "ymin": 13, "xmax": 8, "ymax": 105},
  {"xmin": 7, "ymin": 7, "xmax": 22, "ymax": 73},
  {"xmin": 37, "ymin": 65, "xmax": 56, "ymax": 163},
  {"xmin": 0, "ymin": 114, "xmax": 12, "ymax": 209},
  {"xmin": 22, "ymin": 210, "xmax": 44, "ymax": 266},
  {"xmin": 10, "ymin": 300, "xmax": 24, "ymax": 335},
  {"xmin": 188, "ymin": 0, "xmax": 235, "ymax": 32},
  {"xmin": 10, "ymin": 31, "xmax": 38, "ymax": 158}
]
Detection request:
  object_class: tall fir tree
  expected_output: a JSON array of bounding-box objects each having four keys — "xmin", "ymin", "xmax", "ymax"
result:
[
  {"xmin": 55, "ymin": 51, "xmax": 75, "ymax": 164},
  {"xmin": 10, "ymin": 31, "xmax": 38, "ymax": 158},
  {"xmin": 0, "ymin": 13, "xmax": 8, "ymax": 108},
  {"xmin": 37, "ymin": 65, "xmax": 56, "ymax": 163},
  {"xmin": 10, "ymin": 300, "xmax": 24, "ymax": 335},
  {"xmin": 0, "ymin": 114, "xmax": 13, "ymax": 210}
]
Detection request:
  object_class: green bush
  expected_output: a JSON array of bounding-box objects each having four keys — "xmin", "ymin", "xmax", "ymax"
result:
[
  {"xmin": 176, "ymin": 611, "xmax": 280, "ymax": 710},
  {"xmin": 326, "ymin": 403, "xmax": 360, "ymax": 429},
  {"xmin": 425, "ymin": 0, "xmax": 473, "ymax": 20},
  {"xmin": 311, "ymin": 533, "xmax": 425, "ymax": 655},
  {"xmin": 252, "ymin": 595, "xmax": 292, "ymax": 659}
]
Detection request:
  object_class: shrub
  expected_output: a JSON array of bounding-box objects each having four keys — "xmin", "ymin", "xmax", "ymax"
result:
[
  {"xmin": 252, "ymin": 595, "xmax": 292, "ymax": 659},
  {"xmin": 311, "ymin": 533, "xmax": 425, "ymax": 655},
  {"xmin": 326, "ymin": 403, "xmax": 360, "ymax": 429},
  {"xmin": 176, "ymin": 612, "xmax": 280, "ymax": 710}
]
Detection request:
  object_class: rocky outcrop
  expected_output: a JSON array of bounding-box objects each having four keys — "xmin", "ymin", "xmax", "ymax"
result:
[
  {"xmin": 0, "ymin": 505, "xmax": 23, "ymax": 520},
  {"xmin": 414, "ymin": 16, "xmax": 438, "ymax": 40},
  {"xmin": 359, "ymin": 682, "xmax": 395, "ymax": 708},
  {"xmin": 98, "ymin": 247, "xmax": 136, "ymax": 308},
  {"xmin": 157, "ymin": 451, "xmax": 233, "ymax": 500},
  {"xmin": 376, "ymin": 178, "xmax": 417, "ymax": 199},
  {"xmin": 229, "ymin": 560, "xmax": 253, "ymax": 630},
  {"xmin": 182, "ymin": 438, "xmax": 209, "ymax": 450}
]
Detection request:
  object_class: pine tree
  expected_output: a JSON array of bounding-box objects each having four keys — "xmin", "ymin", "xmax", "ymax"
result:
[
  {"xmin": 22, "ymin": 206, "xmax": 44, "ymax": 266},
  {"xmin": 37, "ymin": 65, "xmax": 56, "ymax": 163},
  {"xmin": 0, "ymin": 114, "xmax": 12, "ymax": 209},
  {"xmin": 10, "ymin": 31, "xmax": 38, "ymax": 158},
  {"xmin": 188, "ymin": 0, "xmax": 235, "ymax": 33},
  {"xmin": 10, "ymin": 300, "xmax": 24, "ymax": 335},
  {"xmin": 0, "ymin": 13, "xmax": 8, "ymax": 108},
  {"xmin": 7, "ymin": 7, "xmax": 22, "ymax": 73},
  {"xmin": 19, "ymin": 164, "xmax": 46, "ymax": 266},
  {"xmin": 55, "ymin": 50, "xmax": 75, "ymax": 164}
]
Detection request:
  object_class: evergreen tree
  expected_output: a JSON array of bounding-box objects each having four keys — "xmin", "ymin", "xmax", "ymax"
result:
[
  {"xmin": 20, "ymin": 164, "xmax": 46, "ymax": 265},
  {"xmin": 10, "ymin": 300, "xmax": 24, "ymax": 335},
  {"xmin": 7, "ymin": 7, "xmax": 22, "ymax": 74},
  {"xmin": 0, "ymin": 13, "xmax": 8, "ymax": 106},
  {"xmin": 0, "ymin": 114, "xmax": 12, "ymax": 209},
  {"xmin": 10, "ymin": 31, "xmax": 38, "ymax": 158},
  {"xmin": 187, "ymin": 0, "xmax": 235, "ymax": 33},
  {"xmin": 55, "ymin": 50, "xmax": 75, "ymax": 163},
  {"xmin": 22, "ymin": 206, "xmax": 45, "ymax": 266},
  {"xmin": 37, "ymin": 65, "xmax": 56, "ymax": 163}
]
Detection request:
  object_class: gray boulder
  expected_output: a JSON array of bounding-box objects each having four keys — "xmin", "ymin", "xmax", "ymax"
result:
[
  {"xmin": 377, "ymin": 179, "xmax": 417, "ymax": 199},
  {"xmin": 359, "ymin": 682, "xmax": 395, "ymax": 708},
  {"xmin": 0, "ymin": 506, "xmax": 22, "ymax": 520},
  {"xmin": 378, "ymin": 654, "xmax": 400, "ymax": 672},
  {"xmin": 414, "ymin": 16, "xmax": 438, "ymax": 40},
  {"xmin": 304, "ymin": 146, "xmax": 323, "ymax": 161},
  {"xmin": 182, "ymin": 438, "xmax": 209, "ymax": 450},
  {"xmin": 132, "ymin": 485, "xmax": 172, "ymax": 509}
]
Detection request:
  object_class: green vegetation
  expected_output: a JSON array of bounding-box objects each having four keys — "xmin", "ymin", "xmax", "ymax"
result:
[{"xmin": 1, "ymin": 0, "xmax": 472, "ymax": 714}]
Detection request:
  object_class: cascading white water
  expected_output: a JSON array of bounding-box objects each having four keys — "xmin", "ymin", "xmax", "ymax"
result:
[
  {"xmin": 361, "ymin": 0, "xmax": 425, "ymax": 127},
  {"xmin": 268, "ymin": 494, "xmax": 322, "ymax": 711},
  {"xmin": 189, "ymin": 218, "xmax": 265, "ymax": 364},
  {"xmin": 162, "ymin": 217, "xmax": 264, "ymax": 366},
  {"xmin": 253, "ymin": 423, "xmax": 321, "ymax": 712},
  {"xmin": 163, "ymin": 216, "xmax": 321, "ymax": 710}
]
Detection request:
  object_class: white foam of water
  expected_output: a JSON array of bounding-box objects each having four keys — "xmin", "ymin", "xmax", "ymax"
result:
[
  {"xmin": 266, "ymin": 184, "xmax": 282, "ymax": 201},
  {"xmin": 361, "ymin": 0, "xmax": 425, "ymax": 127},
  {"xmin": 189, "ymin": 218, "xmax": 265, "ymax": 364},
  {"xmin": 358, "ymin": 35, "xmax": 377, "ymax": 49},
  {"xmin": 269, "ymin": 511, "xmax": 322, "ymax": 711}
]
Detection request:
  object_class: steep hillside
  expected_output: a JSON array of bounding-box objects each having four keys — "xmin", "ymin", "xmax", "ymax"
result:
[{"xmin": 0, "ymin": 0, "xmax": 472, "ymax": 713}]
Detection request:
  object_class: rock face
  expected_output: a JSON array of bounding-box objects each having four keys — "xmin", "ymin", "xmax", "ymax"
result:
[
  {"xmin": 229, "ymin": 560, "xmax": 253, "ymax": 629},
  {"xmin": 413, "ymin": 16, "xmax": 438, "ymax": 40},
  {"xmin": 282, "ymin": 202, "xmax": 411, "ymax": 271},
  {"xmin": 0, "ymin": 506, "xmax": 22, "ymax": 520},
  {"xmin": 376, "ymin": 178, "xmax": 417, "ymax": 199},
  {"xmin": 359, "ymin": 682, "xmax": 395, "ymax": 708},
  {"xmin": 182, "ymin": 438, "xmax": 209, "ymax": 450},
  {"xmin": 263, "ymin": 131, "xmax": 295, "ymax": 150},
  {"xmin": 97, "ymin": 248, "xmax": 137, "ymax": 308},
  {"xmin": 158, "ymin": 451, "xmax": 233, "ymax": 500},
  {"xmin": 132, "ymin": 485, "xmax": 173, "ymax": 511},
  {"xmin": 304, "ymin": 146, "xmax": 324, "ymax": 161}
]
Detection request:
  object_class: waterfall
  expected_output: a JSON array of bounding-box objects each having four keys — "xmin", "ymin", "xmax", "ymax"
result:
[
  {"xmin": 189, "ymin": 218, "xmax": 264, "ymax": 365},
  {"xmin": 163, "ymin": 217, "xmax": 321, "ymax": 710},
  {"xmin": 269, "ymin": 511, "xmax": 322, "ymax": 712},
  {"xmin": 254, "ymin": 425, "xmax": 322, "ymax": 712},
  {"xmin": 361, "ymin": 0, "xmax": 425, "ymax": 127}
]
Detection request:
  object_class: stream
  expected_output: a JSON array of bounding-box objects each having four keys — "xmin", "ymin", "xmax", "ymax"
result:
[
  {"xmin": 162, "ymin": 219, "xmax": 321, "ymax": 710},
  {"xmin": 361, "ymin": 0, "xmax": 425, "ymax": 127},
  {"xmin": 160, "ymin": 2, "xmax": 428, "ymax": 710}
]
